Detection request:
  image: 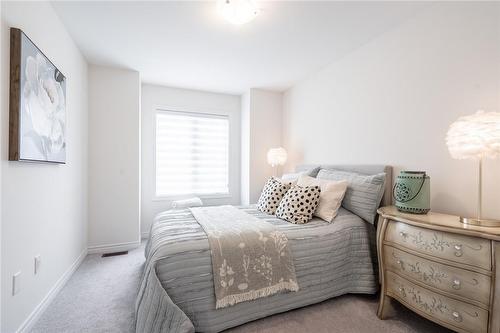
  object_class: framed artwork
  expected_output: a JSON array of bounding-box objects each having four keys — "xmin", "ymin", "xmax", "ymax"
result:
[{"xmin": 9, "ymin": 28, "xmax": 66, "ymax": 163}]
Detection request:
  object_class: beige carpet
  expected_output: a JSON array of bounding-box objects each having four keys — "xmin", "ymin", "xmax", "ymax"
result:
[
  {"xmin": 226, "ymin": 294, "xmax": 452, "ymax": 333},
  {"xmin": 31, "ymin": 241, "xmax": 452, "ymax": 333}
]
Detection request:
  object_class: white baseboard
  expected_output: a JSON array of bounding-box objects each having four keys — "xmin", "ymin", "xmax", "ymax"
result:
[
  {"xmin": 17, "ymin": 248, "xmax": 88, "ymax": 333},
  {"xmin": 87, "ymin": 240, "xmax": 141, "ymax": 254}
]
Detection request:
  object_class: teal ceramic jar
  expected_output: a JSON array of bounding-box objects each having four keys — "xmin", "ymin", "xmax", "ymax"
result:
[{"xmin": 393, "ymin": 171, "xmax": 430, "ymax": 214}]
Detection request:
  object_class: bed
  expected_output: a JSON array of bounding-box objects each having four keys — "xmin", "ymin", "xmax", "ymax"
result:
[{"xmin": 136, "ymin": 165, "xmax": 393, "ymax": 333}]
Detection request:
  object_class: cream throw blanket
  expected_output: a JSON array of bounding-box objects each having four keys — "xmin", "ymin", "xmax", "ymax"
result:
[{"xmin": 190, "ymin": 205, "xmax": 299, "ymax": 309}]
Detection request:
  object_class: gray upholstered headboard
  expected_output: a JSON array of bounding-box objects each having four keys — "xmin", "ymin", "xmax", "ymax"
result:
[{"xmin": 295, "ymin": 164, "xmax": 393, "ymax": 208}]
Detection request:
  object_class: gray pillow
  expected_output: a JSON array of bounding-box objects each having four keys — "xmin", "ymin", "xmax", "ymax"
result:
[
  {"xmin": 293, "ymin": 166, "xmax": 321, "ymax": 178},
  {"xmin": 304, "ymin": 167, "xmax": 321, "ymax": 177},
  {"xmin": 282, "ymin": 166, "xmax": 320, "ymax": 182},
  {"xmin": 316, "ymin": 169, "xmax": 386, "ymax": 224}
]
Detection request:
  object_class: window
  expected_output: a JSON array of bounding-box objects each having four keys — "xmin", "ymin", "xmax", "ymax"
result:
[{"xmin": 155, "ymin": 110, "xmax": 230, "ymax": 197}]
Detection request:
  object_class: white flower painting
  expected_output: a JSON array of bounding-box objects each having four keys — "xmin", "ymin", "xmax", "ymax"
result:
[{"xmin": 16, "ymin": 30, "xmax": 66, "ymax": 163}]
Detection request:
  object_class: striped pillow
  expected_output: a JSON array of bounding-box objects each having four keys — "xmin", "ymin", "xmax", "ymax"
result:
[{"xmin": 316, "ymin": 169, "xmax": 385, "ymax": 224}]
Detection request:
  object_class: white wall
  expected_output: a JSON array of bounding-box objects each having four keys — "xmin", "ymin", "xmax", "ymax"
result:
[
  {"xmin": 241, "ymin": 89, "xmax": 283, "ymax": 204},
  {"xmin": 88, "ymin": 66, "xmax": 141, "ymax": 252},
  {"xmin": 141, "ymin": 84, "xmax": 241, "ymax": 236},
  {"xmin": 1, "ymin": 2, "xmax": 88, "ymax": 332},
  {"xmin": 240, "ymin": 91, "xmax": 251, "ymax": 205},
  {"xmin": 283, "ymin": 2, "xmax": 500, "ymax": 219}
]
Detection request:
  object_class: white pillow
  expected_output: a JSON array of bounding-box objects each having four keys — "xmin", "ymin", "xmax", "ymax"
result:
[
  {"xmin": 171, "ymin": 197, "xmax": 203, "ymax": 209},
  {"xmin": 296, "ymin": 175, "xmax": 348, "ymax": 222}
]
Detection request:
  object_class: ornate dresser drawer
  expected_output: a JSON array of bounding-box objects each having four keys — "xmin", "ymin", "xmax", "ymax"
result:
[
  {"xmin": 385, "ymin": 221, "xmax": 491, "ymax": 271},
  {"xmin": 386, "ymin": 271, "xmax": 489, "ymax": 333},
  {"xmin": 384, "ymin": 246, "xmax": 491, "ymax": 306},
  {"xmin": 377, "ymin": 206, "xmax": 500, "ymax": 333}
]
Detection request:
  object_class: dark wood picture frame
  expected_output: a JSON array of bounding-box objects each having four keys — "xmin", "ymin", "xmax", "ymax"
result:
[
  {"xmin": 9, "ymin": 28, "xmax": 21, "ymax": 161},
  {"xmin": 9, "ymin": 28, "xmax": 67, "ymax": 164}
]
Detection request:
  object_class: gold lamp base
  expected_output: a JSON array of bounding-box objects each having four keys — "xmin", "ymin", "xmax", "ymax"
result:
[{"xmin": 460, "ymin": 217, "xmax": 500, "ymax": 227}]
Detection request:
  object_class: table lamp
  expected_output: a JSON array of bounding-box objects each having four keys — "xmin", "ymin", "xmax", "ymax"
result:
[
  {"xmin": 446, "ymin": 110, "xmax": 500, "ymax": 226},
  {"xmin": 267, "ymin": 147, "xmax": 287, "ymax": 177}
]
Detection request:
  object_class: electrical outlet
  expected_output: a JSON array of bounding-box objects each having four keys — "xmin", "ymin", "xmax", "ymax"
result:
[
  {"xmin": 34, "ymin": 255, "xmax": 41, "ymax": 275},
  {"xmin": 12, "ymin": 272, "xmax": 21, "ymax": 295}
]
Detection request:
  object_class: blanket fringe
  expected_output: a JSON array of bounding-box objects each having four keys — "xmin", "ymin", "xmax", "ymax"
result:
[{"xmin": 216, "ymin": 281, "xmax": 299, "ymax": 309}]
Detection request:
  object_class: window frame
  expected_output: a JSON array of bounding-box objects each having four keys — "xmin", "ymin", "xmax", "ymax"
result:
[{"xmin": 153, "ymin": 108, "xmax": 232, "ymax": 200}]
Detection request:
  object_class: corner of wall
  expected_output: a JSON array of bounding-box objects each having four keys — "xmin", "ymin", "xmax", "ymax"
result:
[
  {"xmin": 88, "ymin": 65, "xmax": 141, "ymax": 252},
  {"xmin": 240, "ymin": 90, "xmax": 251, "ymax": 205},
  {"xmin": 240, "ymin": 88, "xmax": 285, "ymax": 204}
]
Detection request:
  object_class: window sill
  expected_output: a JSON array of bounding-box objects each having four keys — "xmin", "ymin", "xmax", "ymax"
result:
[{"xmin": 153, "ymin": 193, "xmax": 232, "ymax": 202}]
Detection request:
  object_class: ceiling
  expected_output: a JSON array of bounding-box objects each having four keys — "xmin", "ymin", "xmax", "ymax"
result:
[{"xmin": 52, "ymin": 1, "xmax": 428, "ymax": 95}]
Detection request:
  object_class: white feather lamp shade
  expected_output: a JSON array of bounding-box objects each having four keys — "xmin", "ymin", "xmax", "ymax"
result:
[
  {"xmin": 446, "ymin": 111, "xmax": 500, "ymax": 160},
  {"xmin": 267, "ymin": 147, "xmax": 287, "ymax": 167},
  {"xmin": 445, "ymin": 110, "xmax": 500, "ymax": 226}
]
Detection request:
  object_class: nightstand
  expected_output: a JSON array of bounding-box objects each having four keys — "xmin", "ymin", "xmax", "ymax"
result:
[{"xmin": 376, "ymin": 206, "xmax": 500, "ymax": 333}]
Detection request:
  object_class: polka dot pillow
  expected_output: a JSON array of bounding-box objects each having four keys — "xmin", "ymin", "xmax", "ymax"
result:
[
  {"xmin": 257, "ymin": 177, "xmax": 292, "ymax": 214},
  {"xmin": 276, "ymin": 185, "xmax": 321, "ymax": 224}
]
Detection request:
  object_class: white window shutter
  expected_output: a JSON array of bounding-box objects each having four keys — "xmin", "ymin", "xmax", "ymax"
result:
[{"xmin": 155, "ymin": 111, "xmax": 229, "ymax": 197}]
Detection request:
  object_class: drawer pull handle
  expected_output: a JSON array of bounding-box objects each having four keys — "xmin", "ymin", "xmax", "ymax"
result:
[
  {"xmin": 399, "ymin": 231, "xmax": 407, "ymax": 238},
  {"xmin": 396, "ymin": 260, "xmax": 402, "ymax": 265},
  {"xmin": 454, "ymin": 244, "xmax": 463, "ymax": 257},
  {"xmin": 452, "ymin": 311, "xmax": 462, "ymax": 322},
  {"xmin": 452, "ymin": 279, "xmax": 461, "ymax": 290}
]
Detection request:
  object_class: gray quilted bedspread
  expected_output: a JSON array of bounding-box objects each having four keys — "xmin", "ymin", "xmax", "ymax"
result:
[{"xmin": 136, "ymin": 206, "xmax": 378, "ymax": 333}]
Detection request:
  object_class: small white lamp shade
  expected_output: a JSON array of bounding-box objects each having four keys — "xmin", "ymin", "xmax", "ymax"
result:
[
  {"xmin": 267, "ymin": 147, "xmax": 287, "ymax": 167},
  {"xmin": 446, "ymin": 110, "xmax": 500, "ymax": 160}
]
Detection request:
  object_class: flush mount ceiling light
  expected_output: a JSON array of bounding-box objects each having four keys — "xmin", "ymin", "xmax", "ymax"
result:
[{"xmin": 216, "ymin": 0, "xmax": 259, "ymax": 25}]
